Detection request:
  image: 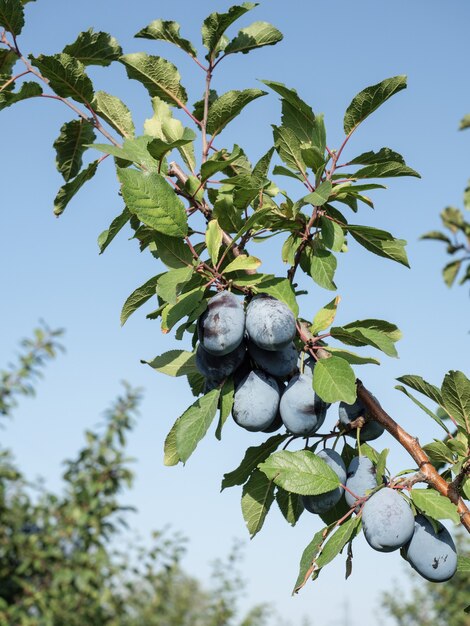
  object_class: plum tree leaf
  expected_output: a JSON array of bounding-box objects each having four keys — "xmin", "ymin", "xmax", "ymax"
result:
[
  {"xmin": 161, "ymin": 286, "xmax": 206, "ymax": 333},
  {"xmin": 276, "ymin": 488, "xmax": 304, "ymax": 526},
  {"xmin": 241, "ymin": 470, "xmax": 275, "ymax": 538},
  {"xmin": 53, "ymin": 119, "xmax": 96, "ymax": 182},
  {"xmin": 215, "ymin": 377, "xmax": 234, "ymax": 440},
  {"xmin": 321, "ymin": 217, "xmax": 345, "ymax": 252},
  {"xmin": 411, "ymin": 488, "xmax": 460, "ymax": 524},
  {"xmin": 324, "ymin": 348, "xmax": 380, "ymax": 366},
  {"xmin": 157, "ymin": 266, "xmax": 193, "ymax": 304},
  {"xmin": 250, "ymin": 275, "xmax": 299, "ymax": 316},
  {"xmin": 311, "ymin": 296, "xmax": 341, "ymax": 335},
  {"xmin": 206, "ymin": 89, "xmax": 266, "ymax": 137},
  {"xmin": 98, "ymin": 207, "xmax": 131, "ymax": 254},
  {"xmin": 343, "ymin": 75, "xmax": 407, "ymax": 134},
  {"xmin": 395, "ymin": 385, "xmax": 450, "ymax": 434},
  {"xmin": 261, "ymin": 80, "xmax": 315, "ymax": 127},
  {"xmin": 54, "ymin": 160, "xmax": 99, "ymax": 216},
  {"xmin": 349, "ymin": 147, "xmax": 406, "ymax": 165},
  {"xmin": 293, "ymin": 528, "xmax": 329, "ymax": 593},
  {"xmin": 457, "ymin": 556, "xmax": 470, "ymax": 573},
  {"xmin": 223, "ymin": 255, "xmax": 262, "ymax": 274},
  {"xmin": 0, "ymin": 0, "xmax": 24, "ymax": 35},
  {"xmin": 300, "ymin": 244, "xmax": 337, "ymax": 291},
  {"xmin": 347, "ymin": 225, "xmax": 409, "ymax": 267},
  {"xmin": 201, "ymin": 3, "xmax": 257, "ymax": 59},
  {"xmin": 314, "ymin": 516, "xmax": 362, "ymax": 570},
  {"xmin": 136, "ymin": 19, "xmax": 197, "ymax": 56},
  {"xmin": 422, "ymin": 440, "xmax": 454, "ymax": 465},
  {"xmin": 443, "ymin": 259, "xmax": 462, "ymax": 287},
  {"xmin": 258, "ymin": 450, "xmax": 340, "ymax": 496},
  {"xmin": 395, "ymin": 374, "xmax": 443, "ymax": 405},
  {"xmin": 303, "ymin": 180, "xmax": 333, "ymax": 207},
  {"xmin": 143, "ymin": 350, "xmax": 197, "ymax": 377},
  {"xmin": 30, "ymin": 53, "xmax": 94, "ymax": 103},
  {"xmin": 120, "ymin": 274, "xmax": 161, "ymax": 325},
  {"xmin": 163, "ymin": 419, "xmax": 181, "ymax": 466},
  {"xmin": 221, "ymin": 434, "xmax": 289, "ymax": 489},
  {"xmin": 206, "ymin": 219, "xmax": 223, "ymax": 266},
  {"xmin": 272, "ymin": 125, "xmax": 307, "ymax": 176},
  {"xmin": 331, "ymin": 319, "xmax": 402, "ymax": 358},
  {"xmin": 175, "ymin": 388, "xmax": 221, "ymax": 463},
  {"xmin": 354, "ymin": 161, "xmax": 420, "ymax": 179},
  {"xmin": 152, "ymin": 232, "xmax": 193, "ymax": 269},
  {"xmin": 92, "ymin": 137, "xmax": 158, "ymax": 170},
  {"xmin": 120, "ymin": 53, "xmax": 188, "ymax": 107},
  {"xmin": 313, "ymin": 356, "xmax": 357, "ymax": 404},
  {"xmin": 0, "ymin": 80, "xmax": 42, "ymax": 111},
  {"xmin": 63, "ymin": 28, "xmax": 122, "ymax": 66},
  {"xmin": 225, "ymin": 21, "xmax": 282, "ymax": 55},
  {"xmin": 118, "ymin": 168, "xmax": 188, "ymax": 237},
  {"xmin": 92, "ymin": 91, "xmax": 135, "ymax": 138},
  {"xmin": 441, "ymin": 370, "xmax": 470, "ymax": 431}
]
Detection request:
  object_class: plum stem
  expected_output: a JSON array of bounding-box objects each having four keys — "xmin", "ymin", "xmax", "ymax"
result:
[{"xmin": 356, "ymin": 381, "xmax": 470, "ymax": 534}]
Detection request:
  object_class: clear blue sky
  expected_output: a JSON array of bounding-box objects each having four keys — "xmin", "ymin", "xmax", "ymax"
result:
[{"xmin": 1, "ymin": 1, "xmax": 469, "ymax": 624}]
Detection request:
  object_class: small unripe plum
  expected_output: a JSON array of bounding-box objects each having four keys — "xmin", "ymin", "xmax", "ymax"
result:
[
  {"xmin": 198, "ymin": 291, "xmax": 245, "ymax": 356},
  {"xmin": 338, "ymin": 397, "xmax": 385, "ymax": 442},
  {"xmin": 245, "ymin": 295, "xmax": 296, "ymax": 351},
  {"xmin": 345, "ymin": 456, "xmax": 377, "ymax": 508},
  {"xmin": 362, "ymin": 487, "xmax": 415, "ymax": 552},
  {"xmin": 248, "ymin": 340, "xmax": 298, "ymax": 378},
  {"xmin": 302, "ymin": 449, "xmax": 347, "ymax": 514},
  {"xmin": 232, "ymin": 369, "xmax": 280, "ymax": 432},
  {"xmin": 402, "ymin": 514, "xmax": 457, "ymax": 582},
  {"xmin": 196, "ymin": 342, "xmax": 246, "ymax": 380},
  {"xmin": 279, "ymin": 374, "xmax": 328, "ymax": 436}
]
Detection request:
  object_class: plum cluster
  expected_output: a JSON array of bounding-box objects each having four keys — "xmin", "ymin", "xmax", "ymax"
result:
[
  {"xmin": 196, "ymin": 291, "xmax": 458, "ymax": 583},
  {"xmin": 197, "ymin": 291, "xmax": 327, "ymax": 434}
]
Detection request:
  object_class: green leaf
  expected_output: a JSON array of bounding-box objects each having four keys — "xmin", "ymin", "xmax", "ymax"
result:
[
  {"xmin": 143, "ymin": 350, "xmax": 197, "ymax": 377},
  {"xmin": 324, "ymin": 347, "xmax": 380, "ymax": 366},
  {"xmin": 395, "ymin": 374, "xmax": 443, "ymax": 405},
  {"xmin": 175, "ymin": 388, "xmax": 221, "ymax": 463},
  {"xmin": 272, "ymin": 125, "xmax": 306, "ymax": 176},
  {"xmin": 92, "ymin": 137, "xmax": 158, "ymax": 170},
  {"xmin": 206, "ymin": 89, "xmax": 266, "ymax": 137},
  {"xmin": 395, "ymin": 385, "xmax": 450, "ymax": 434},
  {"xmin": 98, "ymin": 207, "xmax": 131, "ymax": 254},
  {"xmin": 441, "ymin": 370, "xmax": 470, "ymax": 431},
  {"xmin": 93, "ymin": 91, "xmax": 135, "ymax": 139},
  {"xmin": 349, "ymin": 147, "xmax": 406, "ymax": 166},
  {"xmin": 120, "ymin": 274, "xmax": 160, "ymax": 325},
  {"xmin": 201, "ymin": 145, "xmax": 244, "ymax": 181},
  {"xmin": 410, "ymin": 488, "xmax": 460, "ymax": 523},
  {"xmin": 118, "ymin": 168, "xmax": 188, "ymax": 237},
  {"xmin": 261, "ymin": 80, "xmax": 316, "ymax": 130},
  {"xmin": 215, "ymin": 377, "xmax": 234, "ymax": 440},
  {"xmin": 0, "ymin": 80, "xmax": 42, "ymax": 111},
  {"xmin": 347, "ymin": 225, "xmax": 409, "ymax": 267},
  {"xmin": 313, "ymin": 356, "xmax": 357, "ymax": 404},
  {"xmin": 343, "ymin": 75, "xmax": 407, "ymax": 134},
  {"xmin": 221, "ymin": 434, "xmax": 289, "ymax": 489},
  {"xmin": 206, "ymin": 219, "xmax": 223, "ymax": 266},
  {"xmin": 422, "ymin": 440, "xmax": 454, "ymax": 465},
  {"xmin": 241, "ymin": 470, "xmax": 275, "ymax": 538},
  {"xmin": 152, "ymin": 232, "xmax": 193, "ymax": 268},
  {"xmin": 223, "ymin": 255, "xmax": 262, "ymax": 274},
  {"xmin": 276, "ymin": 488, "xmax": 304, "ymax": 526},
  {"xmin": 201, "ymin": 3, "xmax": 257, "ymax": 59},
  {"xmin": 120, "ymin": 53, "xmax": 188, "ymax": 107},
  {"xmin": 311, "ymin": 296, "xmax": 341, "ymax": 335},
  {"xmin": 225, "ymin": 21, "xmax": 282, "ymax": 55},
  {"xmin": 354, "ymin": 161, "xmax": 420, "ymax": 179},
  {"xmin": 293, "ymin": 528, "xmax": 327, "ymax": 593},
  {"xmin": 457, "ymin": 556, "xmax": 470, "ymax": 573},
  {"xmin": 375, "ymin": 449, "xmax": 389, "ymax": 486},
  {"xmin": 0, "ymin": 0, "xmax": 24, "ymax": 35},
  {"xmin": 0, "ymin": 48, "xmax": 17, "ymax": 78},
  {"xmin": 459, "ymin": 114, "xmax": 470, "ymax": 130},
  {"xmin": 321, "ymin": 217, "xmax": 345, "ymax": 252},
  {"xmin": 251, "ymin": 275, "xmax": 299, "ymax": 316},
  {"xmin": 258, "ymin": 450, "xmax": 340, "ymax": 496},
  {"xmin": 54, "ymin": 160, "xmax": 98, "ymax": 216},
  {"xmin": 63, "ymin": 28, "xmax": 122, "ymax": 66},
  {"xmin": 303, "ymin": 181, "xmax": 333, "ymax": 207},
  {"xmin": 163, "ymin": 420, "xmax": 181, "ymax": 466},
  {"xmin": 147, "ymin": 128, "xmax": 196, "ymax": 161},
  {"xmin": 443, "ymin": 259, "xmax": 462, "ymax": 287},
  {"xmin": 53, "ymin": 119, "xmax": 96, "ymax": 182},
  {"xmin": 30, "ymin": 53, "xmax": 94, "ymax": 103},
  {"xmin": 315, "ymin": 516, "xmax": 362, "ymax": 569},
  {"xmin": 157, "ymin": 266, "xmax": 193, "ymax": 304},
  {"xmin": 135, "ymin": 19, "xmax": 197, "ymax": 56},
  {"xmin": 331, "ymin": 319, "xmax": 401, "ymax": 358},
  {"xmin": 161, "ymin": 286, "xmax": 206, "ymax": 333},
  {"xmin": 420, "ymin": 230, "xmax": 451, "ymax": 244},
  {"xmin": 300, "ymin": 243, "xmax": 337, "ymax": 291}
]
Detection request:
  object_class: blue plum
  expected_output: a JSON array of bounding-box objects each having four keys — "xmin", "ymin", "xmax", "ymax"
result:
[
  {"xmin": 248, "ymin": 340, "xmax": 298, "ymax": 378},
  {"xmin": 245, "ymin": 295, "xmax": 296, "ymax": 351},
  {"xmin": 361, "ymin": 487, "xmax": 415, "ymax": 552},
  {"xmin": 196, "ymin": 342, "xmax": 246, "ymax": 380},
  {"xmin": 345, "ymin": 456, "xmax": 377, "ymax": 508},
  {"xmin": 232, "ymin": 369, "xmax": 281, "ymax": 432},
  {"xmin": 302, "ymin": 449, "xmax": 347, "ymax": 514},
  {"xmin": 338, "ymin": 397, "xmax": 385, "ymax": 442},
  {"xmin": 402, "ymin": 514, "xmax": 457, "ymax": 582},
  {"xmin": 279, "ymin": 374, "xmax": 328, "ymax": 436},
  {"xmin": 198, "ymin": 291, "xmax": 245, "ymax": 356}
]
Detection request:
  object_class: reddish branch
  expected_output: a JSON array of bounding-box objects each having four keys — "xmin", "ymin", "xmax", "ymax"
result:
[{"xmin": 357, "ymin": 381, "xmax": 470, "ymax": 534}]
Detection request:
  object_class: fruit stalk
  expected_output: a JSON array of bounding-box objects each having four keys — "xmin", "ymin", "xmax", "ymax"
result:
[{"xmin": 356, "ymin": 380, "xmax": 470, "ymax": 533}]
